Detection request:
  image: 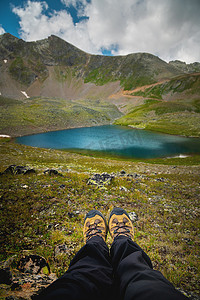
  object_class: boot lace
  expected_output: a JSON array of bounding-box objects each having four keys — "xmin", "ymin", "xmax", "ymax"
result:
[
  {"xmin": 113, "ymin": 221, "xmax": 131, "ymax": 238},
  {"xmin": 86, "ymin": 222, "xmax": 104, "ymax": 241}
]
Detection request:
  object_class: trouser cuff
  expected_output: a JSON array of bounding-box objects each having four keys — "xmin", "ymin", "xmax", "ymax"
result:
[
  {"xmin": 113, "ymin": 234, "xmax": 132, "ymax": 243},
  {"xmin": 86, "ymin": 235, "xmax": 106, "ymax": 245}
]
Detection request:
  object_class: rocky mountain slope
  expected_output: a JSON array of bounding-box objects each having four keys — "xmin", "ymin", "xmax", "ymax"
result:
[
  {"xmin": 114, "ymin": 73, "xmax": 200, "ymax": 136},
  {"xmin": 1, "ymin": 33, "xmax": 199, "ymax": 100}
]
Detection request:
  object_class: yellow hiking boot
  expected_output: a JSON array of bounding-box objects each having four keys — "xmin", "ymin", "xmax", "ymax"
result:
[
  {"xmin": 108, "ymin": 208, "xmax": 134, "ymax": 241},
  {"xmin": 83, "ymin": 210, "xmax": 107, "ymax": 243}
]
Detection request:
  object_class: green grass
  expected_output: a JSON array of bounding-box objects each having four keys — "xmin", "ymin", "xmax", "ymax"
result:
[
  {"xmin": 132, "ymin": 74, "xmax": 200, "ymax": 99},
  {"xmin": 115, "ymin": 99, "xmax": 200, "ymax": 137},
  {"xmin": 120, "ymin": 75, "xmax": 156, "ymax": 90},
  {"xmin": 84, "ymin": 67, "xmax": 155, "ymax": 90},
  {"xmin": 0, "ymin": 138, "xmax": 199, "ymax": 297},
  {"xmin": 61, "ymin": 148, "xmax": 200, "ymax": 166},
  {"xmin": 0, "ymin": 96, "xmax": 122, "ymax": 137},
  {"xmin": 121, "ymin": 75, "xmax": 200, "ymax": 136}
]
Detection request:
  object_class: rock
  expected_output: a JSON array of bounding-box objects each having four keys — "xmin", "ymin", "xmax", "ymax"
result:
[
  {"xmin": 47, "ymin": 224, "xmax": 54, "ymax": 230},
  {"xmin": 22, "ymin": 185, "xmax": 28, "ymax": 189},
  {"xmin": 128, "ymin": 211, "xmax": 139, "ymax": 222},
  {"xmin": 119, "ymin": 186, "xmax": 128, "ymax": 192},
  {"xmin": 1, "ymin": 165, "xmax": 36, "ymax": 175},
  {"xmin": 0, "ymin": 267, "xmax": 13, "ymax": 284},
  {"xmin": 4, "ymin": 272, "xmax": 58, "ymax": 300},
  {"xmin": 68, "ymin": 212, "xmax": 75, "ymax": 218},
  {"xmin": 44, "ymin": 169, "xmax": 62, "ymax": 176},
  {"xmin": 54, "ymin": 244, "xmax": 68, "ymax": 257},
  {"xmin": 120, "ymin": 170, "xmax": 126, "ymax": 176},
  {"xmin": 156, "ymin": 177, "xmax": 165, "ymax": 182},
  {"xmin": 87, "ymin": 173, "xmax": 114, "ymax": 187},
  {"xmin": 127, "ymin": 174, "xmax": 133, "ymax": 178},
  {"xmin": 54, "ymin": 243, "xmax": 75, "ymax": 259},
  {"xmin": 17, "ymin": 255, "xmax": 50, "ymax": 275},
  {"xmin": 59, "ymin": 184, "xmax": 66, "ymax": 189},
  {"xmin": 2, "ymin": 255, "xmax": 17, "ymax": 268}
]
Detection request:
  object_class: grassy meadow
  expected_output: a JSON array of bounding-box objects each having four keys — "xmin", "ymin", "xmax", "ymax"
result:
[
  {"xmin": 0, "ymin": 96, "xmax": 122, "ymax": 137},
  {"xmin": 0, "ymin": 137, "xmax": 199, "ymax": 298}
]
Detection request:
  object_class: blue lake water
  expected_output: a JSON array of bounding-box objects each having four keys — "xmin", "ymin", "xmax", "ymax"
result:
[{"xmin": 16, "ymin": 125, "xmax": 200, "ymax": 159}]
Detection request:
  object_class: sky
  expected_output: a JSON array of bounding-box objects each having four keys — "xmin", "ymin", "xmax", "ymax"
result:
[{"xmin": 0, "ymin": 0, "xmax": 200, "ymax": 63}]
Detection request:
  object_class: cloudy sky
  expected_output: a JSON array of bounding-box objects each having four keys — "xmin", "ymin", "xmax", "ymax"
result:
[{"xmin": 0, "ymin": 0, "xmax": 199, "ymax": 63}]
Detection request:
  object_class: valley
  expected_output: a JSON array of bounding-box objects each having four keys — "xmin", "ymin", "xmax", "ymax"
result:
[{"xmin": 0, "ymin": 33, "xmax": 200, "ymax": 300}]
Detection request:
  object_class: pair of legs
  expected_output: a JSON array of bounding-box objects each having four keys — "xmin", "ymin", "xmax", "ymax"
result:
[{"xmin": 36, "ymin": 208, "xmax": 187, "ymax": 300}]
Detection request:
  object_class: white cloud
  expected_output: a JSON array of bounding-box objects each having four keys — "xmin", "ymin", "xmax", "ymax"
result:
[
  {"xmin": 12, "ymin": 0, "xmax": 98, "ymax": 54},
  {"xmin": 61, "ymin": 0, "xmax": 88, "ymax": 17},
  {"xmin": 12, "ymin": 0, "xmax": 200, "ymax": 63},
  {"xmin": 61, "ymin": 0, "xmax": 88, "ymax": 8},
  {"xmin": 0, "ymin": 26, "xmax": 6, "ymax": 35}
]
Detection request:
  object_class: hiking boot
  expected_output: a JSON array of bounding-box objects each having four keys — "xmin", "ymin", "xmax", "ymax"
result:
[
  {"xmin": 83, "ymin": 210, "xmax": 107, "ymax": 243},
  {"xmin": 108, "ymin": 207, "xmax": 134, "ymax": 240}
]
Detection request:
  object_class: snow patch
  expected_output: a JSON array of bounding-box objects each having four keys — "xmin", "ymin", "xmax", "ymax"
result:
[
  {"xmin": 21, "ymin": 91, "xmax": 30, "ymax": 98},
  {"xmin": 4, "ymin": 59, "xmax": 7, "ymax": 63},
  {"xmin": 178, "ymin": 154, "xmax": 189, "ymax": 158},
  {"xmin": 0, "ymin": 135, "xmax": 11, "ymax": 138},
  {"xmin": 167, "ymin": 154, "xmax": 189, "ymax": 159}
]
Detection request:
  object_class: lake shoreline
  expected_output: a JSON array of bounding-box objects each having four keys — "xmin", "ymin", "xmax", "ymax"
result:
[{"xmin": 6, "ymin": 122, "xmax": 200, "ymax": 139}]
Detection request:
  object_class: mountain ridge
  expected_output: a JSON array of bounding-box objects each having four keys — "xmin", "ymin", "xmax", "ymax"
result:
[{"xmin": 1, "ymin": 33, "xmax": 199, "ymax": 100}]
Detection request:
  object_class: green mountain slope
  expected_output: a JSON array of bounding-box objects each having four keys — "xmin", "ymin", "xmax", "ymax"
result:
[
  {"xmin": 0, "ymin": 96, "xmax": 122, "ymax": 137},
  {"xmin": 115, "ymin": 74, "xmax": 200, "ymax": 136}
]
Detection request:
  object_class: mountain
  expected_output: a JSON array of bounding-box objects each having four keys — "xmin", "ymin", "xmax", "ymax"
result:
[
  {"xmin": 169, "ymin": 60, "xmax": 200, "ymax": 73},
  {"xmin": 0, "ymin": 33, "xmax": 200, "ymax": 137},
  {"xmin": 1, "ymin": 33, "xmax": 196, "ymax": 100}
]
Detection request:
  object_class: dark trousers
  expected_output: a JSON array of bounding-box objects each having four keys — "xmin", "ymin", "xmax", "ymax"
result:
[{"xmin": 36, "ymin": 236, "xmax": 187, "ymax": 300}]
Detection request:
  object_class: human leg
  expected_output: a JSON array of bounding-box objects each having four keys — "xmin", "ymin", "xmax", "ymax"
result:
[
  {"xmin": 109, "ymin": 208, "xmax": 187, "ymax": 300},
  {"xmin": 35, "ymin": 210, "xmax": 113, "ymax": 300}
]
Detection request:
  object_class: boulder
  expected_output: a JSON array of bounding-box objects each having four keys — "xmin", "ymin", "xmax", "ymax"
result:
[
  {"xmin": 1, "ymin": 165, "xmax": 36, "ymax": 175},
  {"xmin": 87, "ymin": 173, "xmax": 114, "ymax": 187},
  {"xmin": 120, "ymin": 170, "xmax": 126, "ymax": 176},
  {"xmin": 44, "ymin": 169, "xmax": 62, "ymax": 176},
  {"xmin": 17, "ymin": 255, "xmax": 50, "ymax": 275}
]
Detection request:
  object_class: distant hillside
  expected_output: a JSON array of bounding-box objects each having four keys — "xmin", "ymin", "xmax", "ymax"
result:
[
  {"xmin": 115, "ymin": 73, "xmax": 200, "ymax": 136},
  {"xmin": 0, "ymin": 33, "xmax": 193, "ymax": 100},
  {"xmin": 0, "ymin": 96, "xmax": 122, "ymax": 137},
  {"xmin": 0, "ymin": 33, "xmax": 200, "ymax": 137},
  {"xmin": 169, "ymin": 60, "xmax": 200, "ymax": 74}
]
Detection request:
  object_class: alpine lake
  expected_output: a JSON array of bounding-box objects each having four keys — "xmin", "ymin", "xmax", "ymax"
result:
[{"xmin": 15, "ymin": 125, "xmax": 200, "ymax": 160}]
